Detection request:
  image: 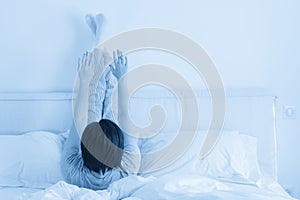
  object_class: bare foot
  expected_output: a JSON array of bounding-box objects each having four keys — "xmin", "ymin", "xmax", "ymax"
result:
[{"xmin": 85, "ymin": 13, "xmax": 106, "ymax": 44}]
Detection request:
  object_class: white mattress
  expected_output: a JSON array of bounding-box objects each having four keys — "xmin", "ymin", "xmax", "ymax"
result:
[{"xmin": 0, "ymin": 187, "xmax": 41, "ymax": 200}]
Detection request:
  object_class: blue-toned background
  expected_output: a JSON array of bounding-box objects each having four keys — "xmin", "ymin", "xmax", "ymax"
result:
[{"xmin": 0, "ymin": 0, "xmax": 299, "ymax": 197}]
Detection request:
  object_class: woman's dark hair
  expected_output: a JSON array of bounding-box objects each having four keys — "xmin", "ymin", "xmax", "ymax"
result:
[{"xmin": 81, "ymin": 119, "xmax": 124, "ymax": 173}]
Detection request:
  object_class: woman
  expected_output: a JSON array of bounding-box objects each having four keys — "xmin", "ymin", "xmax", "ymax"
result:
[{"xmin": 61, "ymin": 48, "xmax": 140, "ymax": 190}]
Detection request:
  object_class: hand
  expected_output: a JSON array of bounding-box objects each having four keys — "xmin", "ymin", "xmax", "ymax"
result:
[
  {"xmin": 78, "ymin": 48, "xmax": 107, "ymax": 83},
  {"xmin": 78, "ymin": 51, "xmax": 95, "ymax": 83},
  {"xmin": 110, "ymin": 49, "xmax": 128, "ymax": 80}
]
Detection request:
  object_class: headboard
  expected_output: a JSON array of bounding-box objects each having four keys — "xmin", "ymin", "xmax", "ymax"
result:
[
  {"xmin": 0, "ymin": 92, "xmax": 73, "ymax": 134},
  {"xmin": 129, "ymin": 88, "xmax": 278, "ymax": 181},
  {"xmin": 0, "ymin": 89, "xmax": 278, "ymax": 181}
]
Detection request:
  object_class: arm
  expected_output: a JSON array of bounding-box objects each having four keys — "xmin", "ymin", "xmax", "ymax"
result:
[
  {"xmin": 109, "ymin": 50, "xmax": 141, "ymax": 174},
  {"xmin": 74, "ymin": 51, "xmax": 97, "ymax": 136},
  {"xmin": 61, "ymin": 51, "xmax": 96, "ymax": 182},
  {"xmin": 65, "ymin": 50, "xmax": 105, "ymax": 151},
  {"xmin": 74, "ymin": 49, "xmax": 108, "ymax": 135},
  {"xmin": 63, "ymin": 51, "xmax": 95, "ymax": 154}
]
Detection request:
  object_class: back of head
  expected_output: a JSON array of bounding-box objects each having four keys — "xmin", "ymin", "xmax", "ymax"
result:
[{"xmin": 81, "ymin": 119, "xmax": 124, "ymax": 173}]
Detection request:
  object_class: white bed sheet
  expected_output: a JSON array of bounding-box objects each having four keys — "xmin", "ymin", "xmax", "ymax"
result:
[
  {"xmin": 131, "ymin": 173, "xmax": 296, "ymax": 200},
  {"xmin": 24, "ymin": 173, "xmax": 296, "ymax": 200},
  {"xmin": 0, "ymin": 187, "xmax": 41, "ymax": 200}
]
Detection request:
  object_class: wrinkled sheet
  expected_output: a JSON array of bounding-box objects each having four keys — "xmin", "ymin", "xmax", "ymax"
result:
[
  {"xmin": 0, "ymin": 187, "xmax": 41, "ymax": 200},
  {"xmin": 25, "ymin": 175, "xmax": 153, "ymax": 200},
  {"xmin": 26, "ymin": 173, "xmax": 296, "ymax": 200}
]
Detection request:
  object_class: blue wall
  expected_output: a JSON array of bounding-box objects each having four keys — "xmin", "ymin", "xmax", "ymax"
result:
[{"xmin": 0, "ymin": 0, "xmax": 299, "ymax": 197}]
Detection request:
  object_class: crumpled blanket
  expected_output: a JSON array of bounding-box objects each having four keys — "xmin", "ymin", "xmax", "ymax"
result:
[
  {"xmin": 25, "ymin": 175, "xmax": 154, "ymax": 200},
  {"xmin": 24, "ymin": 173, "xmax": 296, "ymax": 200}
]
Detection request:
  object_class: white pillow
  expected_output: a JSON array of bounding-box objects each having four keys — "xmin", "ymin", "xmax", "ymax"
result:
[
  {"xmin": 0, "ymin": 131, "xmax": 66, "ymax": 188},
  {"xmin": 139, "ymin": 130, "xmax": 261, "ymax": 185},
  {"xmin": 193, "ymin": 131, "xmax": 261, "ymax": 184}
]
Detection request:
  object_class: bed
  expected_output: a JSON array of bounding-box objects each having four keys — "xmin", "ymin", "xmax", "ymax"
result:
[{"xmin": 0, "ymin": 89, "xmax": 297, "ymax": 200}]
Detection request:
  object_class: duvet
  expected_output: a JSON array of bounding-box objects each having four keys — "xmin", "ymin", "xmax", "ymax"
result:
[{"xmin": 26, "ymin": 173, "xmax": 295, "ymax": 200}]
